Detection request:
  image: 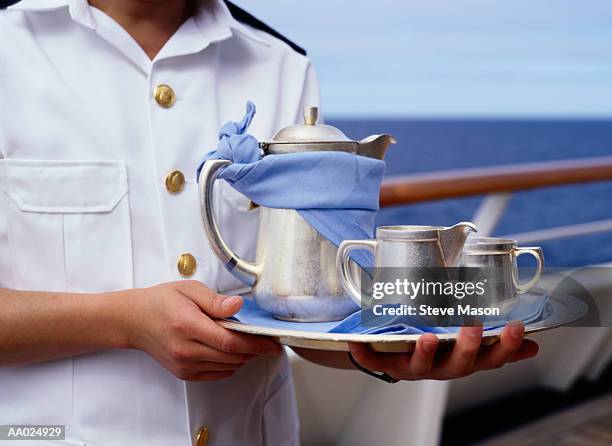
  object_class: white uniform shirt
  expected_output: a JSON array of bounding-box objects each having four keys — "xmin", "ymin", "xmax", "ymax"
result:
[{"xmin": 0, "ymin": 0, "xmax": 320, "ymax": 445}]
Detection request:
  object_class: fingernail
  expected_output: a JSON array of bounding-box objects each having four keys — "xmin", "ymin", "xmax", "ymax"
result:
[
  {"xmin": 509, "ymin": 321, "xmax": 524, "ymax": 339},
  {"xmin": 422, "ymin": 340, "xmax": 437, "ymax": 353},
  {"xmin": 222, "ymin": 295, "xmax": 242, "ymax": 311},
  {"xmin": 466, "ymin": 326, "xmax": 482, "ymax": 339}
]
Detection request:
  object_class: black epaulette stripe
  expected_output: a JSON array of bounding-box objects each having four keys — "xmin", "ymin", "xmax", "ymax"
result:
[
  {"xmin": 0, "ymin": 0, "xmax": 20, "ymax": 9},
  {"xmin": 224, "ymin": 1, "xmax": 306, "ymax": 56}
]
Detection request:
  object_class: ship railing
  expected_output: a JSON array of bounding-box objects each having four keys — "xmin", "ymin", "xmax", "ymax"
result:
[{"xmin": 380, "ymin": 156, "xmax": 612, "ymax": 240}]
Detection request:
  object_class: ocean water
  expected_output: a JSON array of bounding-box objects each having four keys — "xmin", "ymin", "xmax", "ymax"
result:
[{"xmin": 328, "ymin": 119, "xmax": 612, "ymax": 267}]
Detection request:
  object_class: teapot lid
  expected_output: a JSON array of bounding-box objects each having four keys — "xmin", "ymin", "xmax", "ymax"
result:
[{"xmin": 266, "ymin": 106, "xmax": 354, "ymax": 144}]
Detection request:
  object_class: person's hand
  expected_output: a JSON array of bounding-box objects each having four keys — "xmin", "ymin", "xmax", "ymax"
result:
[
  {"xmin": 349, "ymin": 321, "xmax": 538, "ymax": 381},
  {"xmin": 124, "ymin": 280, "xmax": 282, "ymax": 381}
]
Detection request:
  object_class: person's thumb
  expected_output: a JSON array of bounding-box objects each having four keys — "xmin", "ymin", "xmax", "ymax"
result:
[{"xmin": 198, "ymin": 293, "xmax": 243, "ymax": 319}]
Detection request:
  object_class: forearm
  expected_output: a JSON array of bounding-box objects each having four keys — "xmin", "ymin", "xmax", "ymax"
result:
[
  {"xmin": 0, "ymin": 288, "xmax": 132, "ymax": 366},
  {"xmin": 291, "ymin": 347, "xmax": 355, "ymax": 369}
]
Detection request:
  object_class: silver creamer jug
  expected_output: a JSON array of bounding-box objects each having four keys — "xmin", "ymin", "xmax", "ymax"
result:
[
  {"xmin": 337, "ymin": 224, "xmax": 478, "ymax": 306},
  {"xmin": 198, "ymin": 106, "xmax": 395, "ymax": 321}
]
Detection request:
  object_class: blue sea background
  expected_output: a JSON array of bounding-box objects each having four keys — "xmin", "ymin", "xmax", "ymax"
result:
[{"xmin": 328, "ymin": 119, "xmax": 612, "ymax": 267}]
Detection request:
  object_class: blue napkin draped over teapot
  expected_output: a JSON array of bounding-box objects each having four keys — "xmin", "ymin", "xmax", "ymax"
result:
[{"xmin": 197, "ymin": 102, "xmax": 385, "ymax": 268}]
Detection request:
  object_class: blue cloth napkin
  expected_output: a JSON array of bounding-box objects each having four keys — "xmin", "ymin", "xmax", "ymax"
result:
[
  {"xmin": 197, "ymin": 102, "xmax": 385, "ymax": 268},
  {"xmin": 232, "ymin": 293, "xmax": 552, "ymax": 335}
]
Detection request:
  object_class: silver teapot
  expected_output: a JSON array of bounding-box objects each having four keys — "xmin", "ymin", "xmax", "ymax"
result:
[{"xmin": 198, "ymin": 106, "xmax": 395, "ymax": 321}]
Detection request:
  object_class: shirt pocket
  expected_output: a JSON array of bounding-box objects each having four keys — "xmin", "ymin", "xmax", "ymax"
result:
[{"xmin": 0, "ymin": 160, "xmax": 133, "ymax": 292}]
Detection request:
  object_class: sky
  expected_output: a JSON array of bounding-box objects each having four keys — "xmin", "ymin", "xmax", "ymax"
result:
[{"xmin": 237, "ymin": 0, "xmax": 612, "ymax": 118}]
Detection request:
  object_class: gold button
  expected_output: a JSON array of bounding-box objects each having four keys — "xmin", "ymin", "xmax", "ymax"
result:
[
  {"xmin": 195, "ymin": 427, "xmax": 209, "ymax": 446},
  {"xmin": 165, "ymin": 170, "xmax": 185, "ymax": 193},
  {"xmin": 178, "ymin": 253, "xmax": 197, "ymax": 277},
  {"xmin": 154, "ymin": 84, "xmax": 176, "ymax": 108}
]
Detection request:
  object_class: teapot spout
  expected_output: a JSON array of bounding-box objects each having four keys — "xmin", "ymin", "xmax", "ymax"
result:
[
  {"xmin": 440, "ymin": 222, "xmax": 478, "ymax": 267},
  {"xmin": 357, "ymin": 134, "xmax": 396, "ymax": 160}
]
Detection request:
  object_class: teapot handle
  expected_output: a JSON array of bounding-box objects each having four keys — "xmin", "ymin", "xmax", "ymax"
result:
[
  {"xmin": 337, "ymin": 239, "xmax": 377, "ymax": 306},
  {"xmin": 198, "ymin": 159, "xmax": 259, "ymax": 287}
]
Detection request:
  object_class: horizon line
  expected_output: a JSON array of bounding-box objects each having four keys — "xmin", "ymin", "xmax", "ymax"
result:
[{"xmin": 325, "ymin": 114, "xmax": 612, "ymax": 121}]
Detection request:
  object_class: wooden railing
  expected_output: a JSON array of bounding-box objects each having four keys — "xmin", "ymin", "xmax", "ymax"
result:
[{"xmin": 379, "ymin": 156, "xmax": 612, "ymax": 208}]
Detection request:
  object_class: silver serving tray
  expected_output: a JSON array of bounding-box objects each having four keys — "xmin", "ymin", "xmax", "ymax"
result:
[{"xmin": 219, "ymin": 292, "xmax": 587, "ymax": 353}]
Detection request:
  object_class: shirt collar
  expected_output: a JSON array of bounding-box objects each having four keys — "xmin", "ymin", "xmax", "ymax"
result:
[
  {"xmin": 8, "ymin": 0, "xmax": 95, "ymax": 29},
  {"xmin": 9, "ymin": 0, "xmax": 271, "ymax": 49},
  {"xmin": 204, "ymin": 0, "xmax": 270, "ymax": 48},
  {"xmin": 8, "ymin": 0, "xmax": 67, "ymax": 11}
]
